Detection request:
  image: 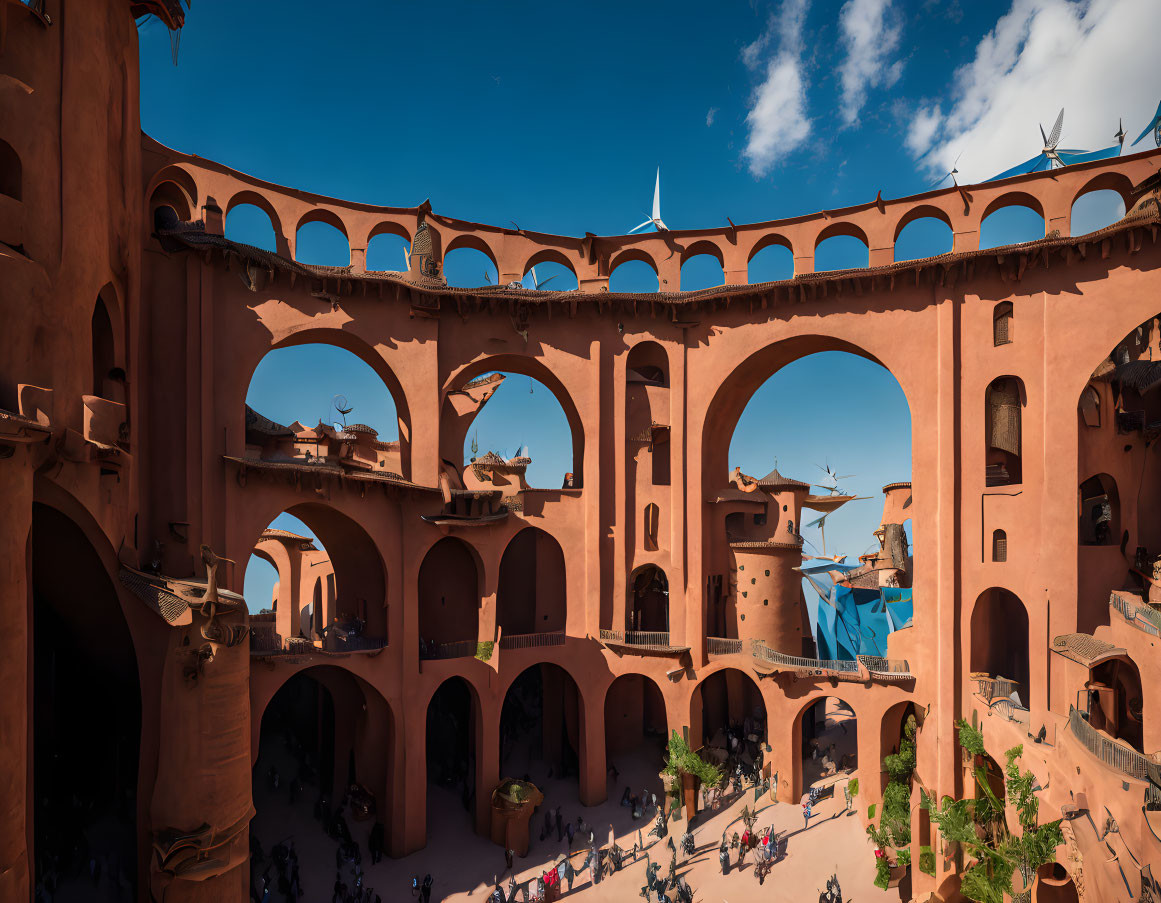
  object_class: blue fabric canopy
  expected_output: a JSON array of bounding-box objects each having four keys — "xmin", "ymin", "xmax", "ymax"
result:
[
  {"xmin": 803, "ymin": 564, "xmax": 913, "ymax": 660},
  {"xmin": 988, "ymin": 144, "xmax": 1120, "ymax": 182},
  {"xmin": 1132, "ymin": 100, "xmax": 1161, "ymax": 147}
]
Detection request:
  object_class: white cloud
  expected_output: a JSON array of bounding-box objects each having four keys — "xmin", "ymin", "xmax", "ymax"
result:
[
  {"xmin": 742, "ymin": 0, "xmax": 812, "ymax": 177},
  {"xmin": 910, "ymin": 0, "xmax": 1161, "ymax": 184},
  {"xmin": 906, "ymin": 104, "xmax": 942, "ymax": 157},
  {"xmin": 837, "ymin": 0, "xmax": 903, "ymax": 125},
  {"xmin": 706, "ymin": 107, "xmax": 718, "ymax": 126}
]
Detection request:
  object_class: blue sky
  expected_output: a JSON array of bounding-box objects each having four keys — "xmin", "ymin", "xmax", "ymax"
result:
[{"xmin": 139, "ymin": 0, "xmax": 1158, "ymax": 615}]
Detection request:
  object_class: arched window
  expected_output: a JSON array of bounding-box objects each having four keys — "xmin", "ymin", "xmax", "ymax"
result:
[
  {"xmin": 992, "ymin": 529, "xmax": 1007, "ymax": 562},
  {"xmin": 0, "ymin": 139, "xmax": 21, "ymax": 201},
  {"xmin": 91, "ymin": 291, "xmax": 116, "ymax": 399},
  {"xmin": 643, "ymin": 503, "xmax": 659, "ymax": 552},
  {"xmin": 1078, "ymin": 385, "xmax": 1101, "ymax": 428},
  {"xmin": 1078, "ymin": 474, "xmax": 1119, "ymax": 546},
  {"xmin": 993, "ymin": 302, "xmax": 1013, "ymax": 346},
  {"xmin": 985, "ymin": 377, "xmax": 1023, "ymax": 485}
]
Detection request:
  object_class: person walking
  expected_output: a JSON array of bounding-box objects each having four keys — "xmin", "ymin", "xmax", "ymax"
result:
[
  {"xmin": 803, "ymin": 801, "xmax": 812, "ymax": 831},
  {"xmin": 421, "ymin": 873, "xmax": 433, "ymax": 903},
  {"xmin": 719, "ymin": 835, "xmax": 730, "ymax": 874},
  {"xmin": 505, "ymin": 847, "xmax": 514, "ymax": 872}
]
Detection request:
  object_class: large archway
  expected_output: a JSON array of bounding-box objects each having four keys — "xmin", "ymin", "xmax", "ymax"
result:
[
  {"xmin": 426, "ymin": 677, "xmax": 481, "ymax": 834},
  {"xmin": 32, "ymin": 504, "xmax": 141, "ymax": 899},
  {"xmin": 497, "ymin": 527, "xmax": 566, "ymax": 636},
  {"xmin": 243, "ymin": 504, "xmax": 388, "ymax": 649},
  {"xmin": 603, "ymin": 673, "xmax": 669, "ymax": 827},
  {"xmin": 970, "ymin": 588, "xmax": 1030, "ymax": 713},
  {"xmin": 418, "ymin": 537, "xmax": 480, "ymax": 652},
  {"xmin": 1087, "ymin": 655, "xmax": 1144, "ymax": 753},
  {"xmin": 690, "ymin": 668, "xmax": 768, "ymax": 781},
  {"xmin": 795, "ymin": 695, "xmax": 858, "ymax": 799},
  {"xmin": 500, "ymin": 664, "xmax": 583, "ymax": 805},
  {"xmin": 252, "ymin": 667, "xmax": 396, "ymax": 865}
]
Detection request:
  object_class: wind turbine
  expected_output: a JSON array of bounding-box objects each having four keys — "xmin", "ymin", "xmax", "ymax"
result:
[
  {"xmin": 629, "ymin": 168, "xmax": 669, "ymax": 233},
  {"xmin": 401, "ymin": 241, "xmax": 412, "ymax": 272},
  {"xmin": 989, "ymin": 108, "xmax": 1120, "ymax": 181},
  {"xmin": 1132, "ymin": 99, "xmax": 1161, "ymax": 148},
  {"xmin": 926, "ymin": 150, "xmax": 964, "ymax": 190},
  {"xmin": 524, "ymin": 266, "xmax": 557, "ymax": 291}
]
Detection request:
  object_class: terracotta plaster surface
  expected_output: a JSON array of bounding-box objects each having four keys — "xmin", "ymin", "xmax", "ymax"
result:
[{"xmin": 4, "ymin": 3, "xmax": 1161, "ymax": 901}]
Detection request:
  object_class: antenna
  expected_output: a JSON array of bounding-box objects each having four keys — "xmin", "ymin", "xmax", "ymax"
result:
[{"xmin": 332, "ymin": 394, "xmax": 353, "ymax": 428}]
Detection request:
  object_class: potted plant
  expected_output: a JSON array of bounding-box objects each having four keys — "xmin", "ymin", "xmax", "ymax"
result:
[{"xmin": 661, "ymin": 731, "xmax": 723, "ymax": 819}]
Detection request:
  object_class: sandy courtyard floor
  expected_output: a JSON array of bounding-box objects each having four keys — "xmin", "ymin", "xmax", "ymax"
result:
[{"xmin": 252, "ymin": 714, "xmax": 886, "ymax": 902}]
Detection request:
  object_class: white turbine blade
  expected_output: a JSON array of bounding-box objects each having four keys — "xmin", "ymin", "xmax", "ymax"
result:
[
  {"xmin": 1048, "ymin": 108, "xmax": 1064, "ymax": 148},
  {"xmin": 538, "ymin": 274, "xmax": 557, "ymax": 289},
  {"xmin": 652, "ymin": 167, "xmax": 661, "ymax": 222},
  {"xmin": 530, "ymin": 266, "xmax": 539, "ymax": 288},
  {"xmin": 403, "ymin": 244, "xmax": 411, "ymax": 270},
  {"xmin": 629, "ymin": 218, "xmax": 655, "ymax": 233},
  {"xmin": 655, "ymin": 218, "xmax": 668, "ymax": 231}
]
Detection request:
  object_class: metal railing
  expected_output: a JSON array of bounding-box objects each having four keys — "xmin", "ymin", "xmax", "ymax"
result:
[
  {"xmin": 599, "ymin": 629, "xmax": 673, "ymax": 648},
  {"xmin": 1146, "ymin": 782, "xmax": 1161, "ymax": 812},
  {"xmin": 419, "ymin": 639, "xmax": 478, "ymax": 660},
  {"xmin": 857, "ymin": 655, "xmax": 912, "ymax": 677},
  {"xmin": 1068, "ymin": 706, "xmax": 1155, "ymax": 781},
  {"xmin": 706, "ymin": 637, "xmax": 744, "ymax": 655},
  {"xmin": 975, "ymin": 675, "xmax": 1019, "ymax": 703},
  {"xmin": 499, "ymin": 631, "xmax": 566, "ymax": 650},
  {"xmin": 751, "ymin": 642, "xmax": 860, "ymax": 674},
  {"xmin": 1110, "ymin": 591, "xmax": 1161, "ymax": 637},
  {"xmin": 326, "ymin": 635, "xmax": 387, "ymax": 653}
]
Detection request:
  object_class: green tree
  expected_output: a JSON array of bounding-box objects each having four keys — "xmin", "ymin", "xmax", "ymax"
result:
[
  {"xmin": 924, "ymin": 721, "xmax": 1064, "ymax": 902},
  {"xmin": 662, "ymin": 730, "xmax": 724, "ymax": 788},
  {"xmin": 867, "ymin": 714, "xmax": 918, "ymax": 889}
]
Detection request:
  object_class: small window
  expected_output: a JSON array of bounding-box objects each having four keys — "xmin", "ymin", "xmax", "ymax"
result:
[
  {"xmin": 643, "ymin": 503, "xmax": 659, "ymax": 552},
  {"xmin": 1079, "ymin": 385, "xmax": 1101, "ymax": 428},
  {"xmin": 992, "ymin": 529, "xmax": 1007, "ymax": 562},
  {"xmin": 994, "ymin": 301, "xmax": 1013, "ymax": 346},
  {"xmin": 651, "ymin": 435, "xmax": 671, "ymax": 485}
]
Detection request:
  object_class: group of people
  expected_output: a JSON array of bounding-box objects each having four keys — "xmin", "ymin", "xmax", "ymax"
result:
[{"xmin": 719, "ymin": 818, "xmax": 786, "ymax": 885}]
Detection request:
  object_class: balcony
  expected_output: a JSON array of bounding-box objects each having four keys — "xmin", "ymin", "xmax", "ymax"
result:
[
  {"xmin": 856, "ymin": 655, "xmax": 913, "ymax": 681},
  {"xmin": 705, "ymin": 636, "xmax": 744, "ymax": 656},
  {"xmin": 1110, "ymin": 591, "xmax": 1161, "ymax": 638},
  {"xmin": 251, "ymin": 629, "xmax": 385, "ymax": 661},
  {"xmin": 419, "ymin": 639, "xmax": 479, "ymax": 661},
  {"xmin": 598, "ymin": 629, "xmax": 689, "ymax": 655},
  {"xmin": 498, "ymin": 630, "xmax": 566, "ymax": 651},
  {"xmin": 1068, "ymin": 706, "xmax": 1161, "ymax": 783},
  {"xmin": 751, "ymin": 641, "xmax": 861, "ymax": 679},
  {"xmin": 971, "ymin": 673, "xmax": 1030, "ymax": 725}
]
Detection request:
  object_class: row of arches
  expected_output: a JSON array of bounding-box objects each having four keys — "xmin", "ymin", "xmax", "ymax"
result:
[{"xmin": 148, "ymin": 159, "xmax": 1139, "ymax": 292}]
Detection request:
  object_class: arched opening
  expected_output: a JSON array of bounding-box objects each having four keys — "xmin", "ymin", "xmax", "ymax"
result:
[
  {"xmin": 418, "ymin": 537, "xmax": 480, "ymax": 651},
  {"xmin": 226, "ymin": 203, "xmax": 277, "ymax": 251},
  {"xmin": 245, "ymin": 341, "xmax": 406, "ymax": 477},
  {"xmin": 680, "ymin": 251, "xmax": 724, "ymax": 291},
  {"xmin": 609, "ymin": 257, "xmax": 659, "ymax": 293},
  {"xmin": 460, "ymin": 372, "xmax": 574, "ymax": 489},
  {"xmin": 979, "ymin": 201, "xmax": 1044, "ymax": 250},
  {"xmin": 366, "ymin": 227, "xmax": 410, "ymax": 272},
  {"xmin": 992, "ymin": 529, "xmax": 1007, "ymax": 562},
  {"xmin": 691, "ymin": 669, "xmax": 768, "ymax": 778},
  {"xmin": 0, "ymin": 138, "xmax": 22, "ymax": 200},
  {"xmin": 1035, "ymin": 863, "xmax": 1080, "ymax": 903},
  {"xmin": 444, "ymin": 246, "xmax": 498, "ymax": 288},
  {"xmin": 1078, "ymin": 473, "xmax": 1119, "ymax": 546},
  {"xmin": 725, "ymin": 350, "xmax": 912, "ymax": 656},
  {"xmin": 747, "ymin": 239, "xmax": 794, "ymax": 283},
  {"xmin": 604, "ymin": 674, "xmax": 668, "ymax": 818},
  {"xmin": 252, "ymin": 666, "xmax": 395, "ymax": 863},
  {"xmin": 985, "ymin": 376, "xmax": 1024, "ymax": 486},
  {"xmin": 627, "ymin": 564, "xmax": 668, "ymax": 634},
  {"xmin": 626, "ymin": 340, "xmax": 671, "ymax": 498},
  {"xmin": 496, "ymin": 527, "xmax": 566, "ymax": 635},
  {"xmin": 797, "ymin": 696, "xmax": 857, "ymax": 798},
  {"xmin": 32, "ymin": 504, "xmax": 140, "ymax": 898},
  {"xmin": 1087, "ymin": 655, "xmax": 1144, "ymax": 752},
  {"xmin": 149, "ymin": 179, "xmax": 194, "ymax": 226},
  {"xmin": 500, "ymin": 664, "xmax": 583, "ymax": 803},
  {"xmin": 815, "ymin": 231, "xmax": 869, "ymax": 271},
  {"xmin": 244, "ymin": 505, "xmax": 387, "ymax": 649},
  {"xmin": 1070, "ymin": 189, "xmax": 1126, "ymax": 237},
  {"xmin": 91, "ymin": 288, "xmax": 119, "ymax": 400},
  {"xmin": 295, "ymin": 217, "xmax": 350, "ymax": 266},
  {"xmin": 894, "ymin": 216, "xmax": 953, "ymax": 261},
  {"xmin": 521, "ymin": 258, "xmax": 578, "ymax": 292},
  {"xmin": 970, "ymin": 587, "xmax": 1030, "ymax": 711},
  {"xmin": 643, "ymin": 503, "xmax": 660, "ymax": 552},
  {"xmin": 426, "ymin": 677, "xmax": 479, "ymax": 832},
  {"xmin": 1078, "ymin": 385, "xmax": 1101, "ymax": 428},
  {"xmin": 879, "ymin": 702, "xmax": 918, "ymax": 794},
  {"xmin": 993, "ymin": 301, "xmax": 1013, "ymax": 346}
]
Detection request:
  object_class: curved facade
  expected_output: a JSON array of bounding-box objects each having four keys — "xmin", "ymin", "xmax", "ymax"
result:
[{"xmin": 4, "ymin": 3, "xmax": 1161, "ymax": 900}]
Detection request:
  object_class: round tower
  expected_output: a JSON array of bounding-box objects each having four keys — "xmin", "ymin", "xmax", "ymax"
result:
[{"xmin": 728, "ymin": 468, "xmax": 811, "ymax": 653}]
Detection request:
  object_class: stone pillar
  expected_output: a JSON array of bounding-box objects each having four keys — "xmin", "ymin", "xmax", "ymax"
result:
[
  {"xmin": 578, "ymin": 687, "xmax": 607, "ymax": 807},
  {"xmin": 476, "ymin": 704, "xmax": 500, "ymax": 837},
  {"xmin": 0, "ymin": 460, "xmax": 32, "ymax": 903}
]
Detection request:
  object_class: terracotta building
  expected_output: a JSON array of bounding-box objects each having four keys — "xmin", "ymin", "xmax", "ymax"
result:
[{"xmin": 2, "ymin": 2, "xmax": 1161, "ymax": 900}]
